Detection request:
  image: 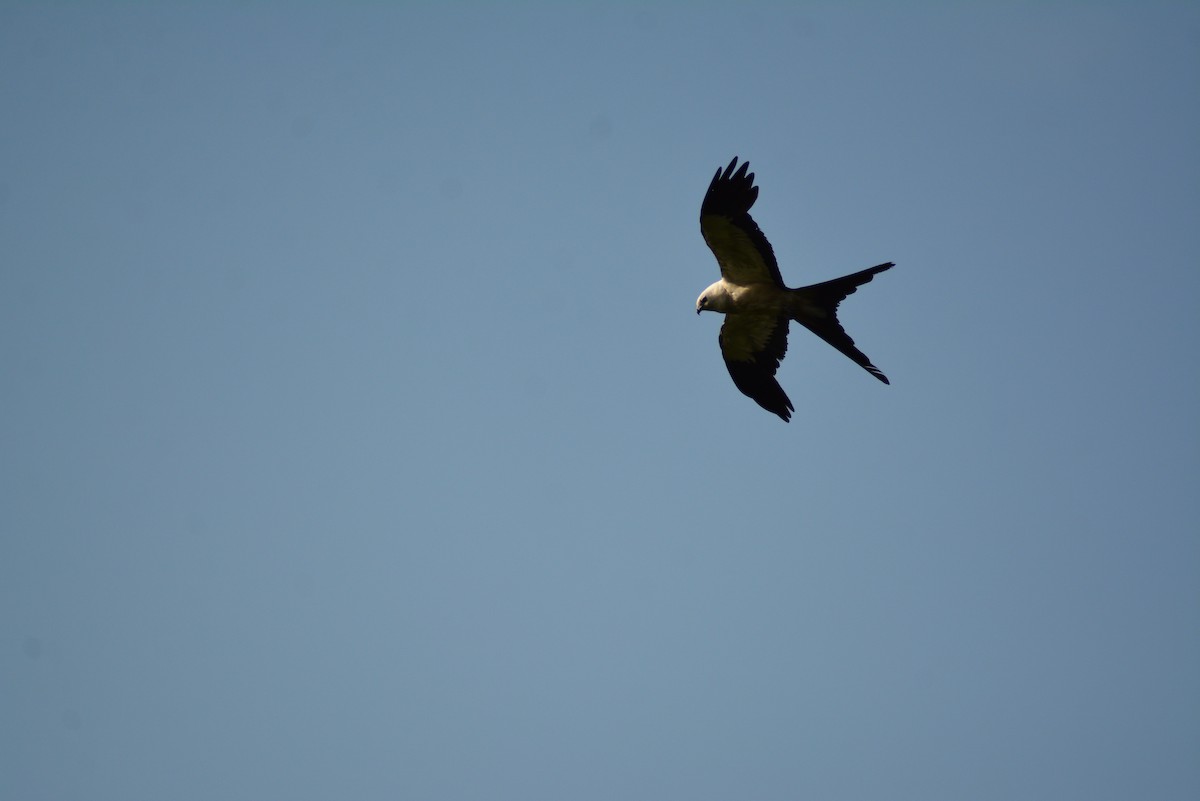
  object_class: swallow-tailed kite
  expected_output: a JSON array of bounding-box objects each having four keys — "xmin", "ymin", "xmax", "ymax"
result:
[{"xmin": 696, "ymin": 157, "xmax": 894, "ymax": 422}]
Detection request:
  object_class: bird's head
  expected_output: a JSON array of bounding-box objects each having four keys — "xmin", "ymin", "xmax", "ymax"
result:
[{"xmin": 696, "ymin": 281, "xmax": 731, "ymax": 315}]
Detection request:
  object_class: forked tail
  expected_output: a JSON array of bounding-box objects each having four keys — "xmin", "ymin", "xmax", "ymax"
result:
[{"xmin": 789, "ymin": 261, "xmax": 894, "ymax": 384}]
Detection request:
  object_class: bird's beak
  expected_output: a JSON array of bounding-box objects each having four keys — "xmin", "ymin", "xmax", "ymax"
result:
[{"xmin": 696, "ymin": 308, "xmax": 702, "ymax": 315}]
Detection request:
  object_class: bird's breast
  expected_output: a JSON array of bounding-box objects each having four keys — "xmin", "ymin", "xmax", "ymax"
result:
[{"xmin": 728, "ymin": 282, "xmax": 787, "ymax": 314}]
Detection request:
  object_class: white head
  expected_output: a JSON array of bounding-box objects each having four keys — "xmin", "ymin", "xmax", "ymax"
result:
[{"xmin": 695, "ymin": 280, "xmax": 733, "ymax": 315}]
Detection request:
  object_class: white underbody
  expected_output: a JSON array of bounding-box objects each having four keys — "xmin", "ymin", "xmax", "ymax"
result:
[
  {"xmin": 697, "ymin": 279, "xmax": 825, "ymax": 320},
  {"xmin": 698, "ymin": 279, "xmax": 784, "ymax": 313}
]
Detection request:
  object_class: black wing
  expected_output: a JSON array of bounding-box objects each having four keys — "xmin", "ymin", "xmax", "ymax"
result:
[
  {"xmin": 719, "ymin": 313, "xmax": 794, "ymax": 422},
  {"xmin": 700, "ymin": 158, "xmax": 785, "ymax": 287}
]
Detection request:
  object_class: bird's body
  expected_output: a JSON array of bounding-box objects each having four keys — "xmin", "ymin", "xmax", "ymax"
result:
[
  {"xmin": 696, "ymin": 157, "xmax": 894, "ymax": 422},
  {"xmin": 695, "ymin": 280, "xmax": 785, "ymax": 315}
]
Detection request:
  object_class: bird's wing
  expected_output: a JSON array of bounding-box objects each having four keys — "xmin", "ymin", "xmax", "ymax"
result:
[
  {"xmin": 700, "ymin": 157, "xmax": 785, "ymax": 288},
  {"xmin": 719, "ymin": 313, "xmax": 794, "ymax": 422}
]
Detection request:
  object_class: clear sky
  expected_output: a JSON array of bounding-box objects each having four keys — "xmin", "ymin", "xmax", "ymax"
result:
[{"xmin": 3, "ymin": 4, "xmax": 1198, "ymax": 800}]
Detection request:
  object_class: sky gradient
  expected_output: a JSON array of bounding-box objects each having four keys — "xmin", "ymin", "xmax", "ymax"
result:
[{"xmin": 3, "ymin": 4, "xmax": 1198, "ymax": 800}]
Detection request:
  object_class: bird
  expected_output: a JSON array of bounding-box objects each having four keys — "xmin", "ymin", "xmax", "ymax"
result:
[{"xmin": 696, "ymin": 157, "xmax": 894, "ymax": 422}]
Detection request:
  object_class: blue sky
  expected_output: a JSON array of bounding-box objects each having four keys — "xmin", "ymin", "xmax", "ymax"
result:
[{"xmin": 3, "ymin": 4, "xmax": 1198, "ymax": 800}]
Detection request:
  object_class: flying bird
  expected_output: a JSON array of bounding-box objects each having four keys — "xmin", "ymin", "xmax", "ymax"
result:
[{"xmin": 696, "ymin": 157, "xmax": 894, "ymax": 422}]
